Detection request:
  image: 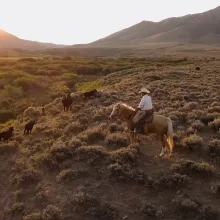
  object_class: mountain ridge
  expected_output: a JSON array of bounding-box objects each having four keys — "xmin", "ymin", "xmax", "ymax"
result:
[
  {"xmin": 88, "ymin": 5, "xmax": 220, "ymax": 46},
  {"xmin": 0, "ymin": 29, "xmax": 64, "ymax": 50}
]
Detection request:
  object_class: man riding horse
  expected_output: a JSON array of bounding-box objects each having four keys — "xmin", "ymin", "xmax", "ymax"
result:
[{"xmin": 132, "ymin": 87, "xmax": 154, "ymax": 133}]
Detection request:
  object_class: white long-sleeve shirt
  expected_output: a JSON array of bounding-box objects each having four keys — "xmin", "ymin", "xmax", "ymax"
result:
[{"xmin": 138, "ymin": 95, "xmax": 153, "ymax": 110}]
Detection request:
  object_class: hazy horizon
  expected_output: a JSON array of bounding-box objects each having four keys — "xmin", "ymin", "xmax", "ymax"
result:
[{"xmin": 0, "ymin": 0, "xmax": 219, "ymax": 45}]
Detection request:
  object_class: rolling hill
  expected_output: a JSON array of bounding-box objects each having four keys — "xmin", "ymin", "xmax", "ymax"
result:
[
  {"xmin": 89, "ymin": 6, "xmax": 220, "ymax": 46},
  {"xmin": 0, "ymin": 29, "xmax": 63, "ymax": 50}
]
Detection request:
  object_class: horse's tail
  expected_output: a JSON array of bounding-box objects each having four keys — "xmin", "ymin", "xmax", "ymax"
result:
[{"xmin": 167, "ymin": 118, "xmax": 174, "ymax": 155}]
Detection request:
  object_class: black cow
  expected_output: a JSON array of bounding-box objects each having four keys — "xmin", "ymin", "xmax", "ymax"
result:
[
  {"xmin": 83, "ymin": 89, "xmax": 98, "ymax": 99},
  {"xmin": 62, "ymin": 92, "xmax": 73, "ymax": 112},
  {"xmin": 24, "ymin": 120, "xmax": 37, "ymax": 135},
  {"xmin": 0, "ymin": 127, "xmax": 14, "ymax": 141}
]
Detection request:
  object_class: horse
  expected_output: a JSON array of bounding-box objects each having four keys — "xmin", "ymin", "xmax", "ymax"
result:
[
  {"xmin": 109, "ymin": 102, "xmax": 174, "ymax": 157},
  {"xmin": 0, "ymin": 126, "xmax": 14, "ymax": 142},
  {"xmin": 62, "ymin": 92, "xmax": 73, "ymax": 112},
  {"xmin": 24, "ymin": 119, "xmax": 37, "ymax": 135}
]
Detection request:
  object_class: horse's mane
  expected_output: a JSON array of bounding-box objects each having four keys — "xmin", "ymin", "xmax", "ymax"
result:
[{"xmin": 118, "ymin": 102, "xmax": 135, "ymax": 111}]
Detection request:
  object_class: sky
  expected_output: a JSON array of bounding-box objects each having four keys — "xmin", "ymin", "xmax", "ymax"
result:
[{"xmin": 0, "ymin": 0, "xmax": 219, "ymax": 45}]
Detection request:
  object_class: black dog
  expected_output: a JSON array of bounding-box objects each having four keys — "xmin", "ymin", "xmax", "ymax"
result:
[
  {"xmin": 0, "ymin": 127, "xmax": 14, "ymax": 141},
  {"xmin": 24, "ymin": 120, "xmax": 36, "ymax": 135}
]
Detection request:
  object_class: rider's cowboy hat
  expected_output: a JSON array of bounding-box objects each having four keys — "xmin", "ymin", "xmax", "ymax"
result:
[{"xmin": 139, "ymin": 87, "xmax": 150, "ymax": 94}]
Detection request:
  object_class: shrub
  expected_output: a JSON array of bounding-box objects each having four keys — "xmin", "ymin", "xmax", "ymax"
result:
[
  {"xmin": 171, "ymin": 160, "xmax": 215, "ymax": 176},
  {"xmin": 64, "ymin": 121, "xmax": 86, "ymax": 135},
  {"xmin": 207, "ymin": 139, "xmax": 220, "ymax": 160},
  {"xmin": 200, "ymin": 114, "xmax": 215, "ymax": 125},
  {"xmin": 136, "ymin": 200, "xmax": 164, "ymax": 218},
  {"xmin": 12, "ymin": 167, "xmax": 42, "ymax": 187},
  {"xmin": 75, "ymin": 145, "xmax": 108, "ymax": 164},
  {"xmin": 14, "ymin": 77, "xmax": 43, "ymax": 92},
  {"xmin": 151, "ymin": 173, "xmax": 191, "ymax": 190},
  {"xmin": 172, "ymin": 194, "xmax": 219, "ymax": 220},
  {"xmin": 208, "ymin": 119, "xmax": 220, "ymax": 132},
  {"xmin": 30, "ymin": 152, "xmax": 58, "ymax": 170},
  {"xmin": 0, "ymin": 109, "xmax": 15, "ymax": 123},
  {"xmin": 182, "ymin": 102, "xmax": 199, "ymax": 111},
  {"xmin": 23, "ymin": 212, "xmax": 42, "ymax": 220},
  {"xmin": 18, "ymin": 57, "xmax": 37, "ymax": 62},
  {"xmin": 68, "ymin": 137, "xmax": 83, "ymax": 150},
  {"xmin": 107, "ymin": 163, "xmax": 145, "ymax": 183},
  {"xmin": 24, "ymin": 205, "xmax": 63, "ymax": 220},
  {"xmin": 191, "ymin": 120, "xmax": 204, "ymax": 131},
  {"xmin": 186, "ymin": 126, "xmax": 196, "ymax": 135},
  {"xmin": 211, "ymin": 183, "xmax": 220, "ymax": 195},
  {"xmin": 7, "ymin": 202, "xmax": 24, "ymax": 215},
  {"xmin": 105, "ymin": 133, "xmax": 128, "ymax": 149},
  {"xmin": 56, "ymin": 168, "xmax": 87, "ymax": 183},
  {"xmin": 181, "ymin": 134, "xmax": 203, "ymax": 149},
  {"xmin": 110, "ymin": 147, "xmax": 138, "ymax": 165},
  {"xmin": 172, "ymin": 194, "xmax": 200, "ymax": 215},
  {"xmin": 2, "ymin": 84, "xmax": 23, "ymax": 98},
  {"xmin": 211, "ymin": 102, "xmax": 219, "ymax": 107},
  {"xmin": 22, "ymin": 106, "xmax": 42, "ymax": 119},
  {"xmin": 72, "ymin": 192, "xmax": 117, "ymax": 220},
  {"xmin": 208, "ymin": 106, "xmax": 220, "ymax": 113},
  {"xmin": 42, "ymin": 205, "xmax": 64, "ymax": 220},
  {"xmin": 108, "ymin": 123, "xmax": 124, "ymax": 133},
  {"xmin": 83, "ymin": 125, "xmax": 106, "ymax": 144},
  {"xmin": 49, "ymin": 141, "xmax": 75, "ymax": 162},
  {"xmin": 0, "ymin": 141, "xmax": 19, "ymax": 155}
]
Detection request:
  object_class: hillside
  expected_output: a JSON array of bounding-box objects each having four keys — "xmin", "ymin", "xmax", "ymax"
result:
[
  {"xmin": 89, "ymin": 6, "xmax": 220, "ymax": 46},
  {"xmin": 0, "ymin": 29, "xmax": 63, "ymax": 50},
  {"xmin": 0, "ymin": 56, "xmax": 220, "ymax": 220}
]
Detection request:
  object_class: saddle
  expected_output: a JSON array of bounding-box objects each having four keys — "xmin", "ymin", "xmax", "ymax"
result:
[
  {"xmin": 134, "ymin": 109, "xmax": 154, "ymax": 134},
  {"xmin": 143, "ymin": 109, "xmax": 154, "ymax": 124}
]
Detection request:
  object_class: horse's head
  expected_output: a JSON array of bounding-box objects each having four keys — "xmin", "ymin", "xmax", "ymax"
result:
[
  {"xmin": 110, "ymin": 103, "xmax": 122, "ymax": 119},
  {"xmin": 8, "ymin": 127, "xmax": 14, "ymax": 132},
  {"xmin": 110, "ymin": 103, "xmax": 135, "ymax": 120}
]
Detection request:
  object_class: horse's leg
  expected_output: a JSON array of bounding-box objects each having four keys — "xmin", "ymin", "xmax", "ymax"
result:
[
  {"xmin": 167, "ymin": 137, "xmax": 174, "ymax": 157},
  {"xmin": 130, "ymin": 131, "xmax": 134, "ymax": 144},
  {"xmin": 130, "ymin": 131, "xmax": 137, "ymax": 144},
  {"xmin": 133, "ymin": 132, "xmax": 137, "ymax": 143},
  {"xmin": 159, "ymin": 135, "xmax": 166, "ymax": 157}
]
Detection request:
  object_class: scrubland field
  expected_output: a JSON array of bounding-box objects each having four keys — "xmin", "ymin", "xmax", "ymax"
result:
[{"xmin": 0, "ymin": 53, "xmax": 220, "ymax": 220}]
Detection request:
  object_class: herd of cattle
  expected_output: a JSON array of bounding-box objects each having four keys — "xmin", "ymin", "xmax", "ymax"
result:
[
  {"xmin": 62, "ymin": 89, "xmax": 98, "ymax": 111},
  {"xmin": 0, "ymin": 89, "xmax": 99, "ymax": 142}
]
